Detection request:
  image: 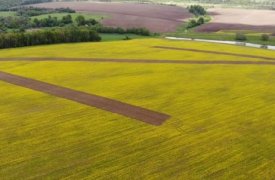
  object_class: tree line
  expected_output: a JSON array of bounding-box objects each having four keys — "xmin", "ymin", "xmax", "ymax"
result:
[
  {"xmin": 15, "ymin": 7, "xmax": 75, "ymax": 17},
  {"xmin": 0, "ymin": 14, "xmax": 99, "ymax": 32},
  {"xmin": 95, "ymin": 26, "xmax": 151, "ymax": 36},
  {"xmin": 33, "ymin": 15, "xmax": 72, "ymax": 27},
  {"xmin": 0, "ymin": 27, "xmax": 101, "ymax": 49},
  {"xmin": 32, "ymin": 14, "xmax": 99, "ymax": 28},
  {"xmin": 235, "ymin": 32, "xmax": 270, "ymax": 42},
  {"xmin": 0, "ymin": 25, "xmax": 152, "ymax": 49}
]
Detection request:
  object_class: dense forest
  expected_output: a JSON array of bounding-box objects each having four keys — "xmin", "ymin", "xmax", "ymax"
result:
[
  {"xmin": 0, "ymin": 7, "xmax": 81, "ymax": 31},
  {"xmin": 0, "ymin": 27, "xmax": 101, "ymax": 49}
]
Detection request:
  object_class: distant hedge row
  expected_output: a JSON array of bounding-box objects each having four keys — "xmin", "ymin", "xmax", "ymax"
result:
[
  {"xmin": 16, "ymin": 7, "xmax": 75, "ymax": 17},
  {"xmin": 0, "ymin": 27, "xmax": 101, "ymax": 49},
  {"xmin": 95, "ymin": 26, "xmax": 151, "ymax": 36}
]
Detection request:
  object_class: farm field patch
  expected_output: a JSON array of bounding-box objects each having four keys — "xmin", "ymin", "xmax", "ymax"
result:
[
  {"xmin": 1, "ymin": 39, "xmax": 275, "ymax": 61},
  {"xmin": 168, "ymin": 31, "xmax": 275, "ymax": 46},
  {"xmin": 31, "ymin": 2, "xmax": 192, "ymax": 33},
  {"xmin": 1, "ymin": 39, "xmax": 275, "ymax": 179},
  {"xmin": 197, "ymin": 8, "xmax": 275, "ymax": 32},
  {"xmin": 0, "ymin": 11, "xmax": 16, "ymax": 17}
]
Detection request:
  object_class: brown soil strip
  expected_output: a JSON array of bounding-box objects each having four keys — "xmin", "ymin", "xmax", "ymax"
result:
[
  {"xmin": 1, "ymin": 57, "xmax": 275, "ymax": 65},
  {"xmin": 0, "ymin": 71, "xmax": 170, "ymax": 126},
  {"xmin": 153, "ymin": 46, "xmax": 275, "ymax": 61}
]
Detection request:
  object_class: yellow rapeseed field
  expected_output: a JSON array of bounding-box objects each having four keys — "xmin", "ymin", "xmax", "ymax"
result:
[
  {"xmin": 0, "ymin": 38, "xmax": 275, "ymax": 61},
  {"xmin": 0, "ymin": 39, "xmax": 275, "ymax": 179}
]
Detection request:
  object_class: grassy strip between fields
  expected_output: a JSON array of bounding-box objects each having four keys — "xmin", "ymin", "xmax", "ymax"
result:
[{"xmin": 166, "ymin": 30, "xmax": 275, "ymax": 46}]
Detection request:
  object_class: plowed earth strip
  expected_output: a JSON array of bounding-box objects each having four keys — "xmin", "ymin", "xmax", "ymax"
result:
[
  {"xmin": 153, "ymin": 46, "xmax": 275, "ymax": 61},
  {"xmin": 0, "ymin": 71, "xmax": 170, "ymax": 126},
  {"xmin": 1, "ymin": 57, "xmax": 275, "ymax": 65}
]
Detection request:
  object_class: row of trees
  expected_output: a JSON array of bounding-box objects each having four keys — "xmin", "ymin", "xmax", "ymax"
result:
[
  {"xmin": 0, "ymin": 25, "xmax": 151, "ymax": 49},
  {"xmin": 0, "ymin": 14, "xmax": 100, "ymax": 31},
  {"xmin": 95, "ymin": 26, "xmax": 151, "ymax": 36},
  {"xmin": 235, "ymin": 33, "xmax": 270, "ymax": 41},
  {"xmin": 33, "ymin": 15, "xmax": 73, "ymax": 27},
  {"xmin": 15, "ymin": 7, "xmax": 75, "ymax": 17},
  {"xmin": 0, "ymin": 27, "xmax": 101, "ymax": 49},
  {"xmin": 33, "ymin": 15, "xmax": 99, "ymax": 28}
]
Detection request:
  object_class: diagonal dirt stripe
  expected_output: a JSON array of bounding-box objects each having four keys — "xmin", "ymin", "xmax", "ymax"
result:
[
  {"xmin": 1, "ymin": 57, "xmax": 275, "ymax": 65},
  {"xmin": 0, "ymin": 71, "xmax": 170, "ymax": 126},
  {"xmin": 153, "ymin": 46, "xmax": 275, "ymax": 61}
]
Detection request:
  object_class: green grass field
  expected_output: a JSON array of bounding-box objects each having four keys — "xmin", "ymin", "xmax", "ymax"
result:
[
  {"xmin": 0, "ymin": 38, "xmax": 275, "ymax": 179},
  {"xmin": 99, "ymin": 33, "xmax": 149, "ymax": 41},
  {"xmin": 166, "ymin": 23, "xmax": 275, "ymax": 46},
  {"xmin": 0, "ymin": 11, "xmax": 16, "ymax": 17}
]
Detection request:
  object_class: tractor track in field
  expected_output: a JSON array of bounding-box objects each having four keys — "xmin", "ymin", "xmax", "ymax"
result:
[
  {"xmin": 1, "ymin": 52, "xmax": 275, "ymax": 126},
  {"xmin": 0, "ymin": 71, "xmax": 169, "ymax": 126},
  {"xmin": 1, "ymin": 57, "xmax": 275, "ymax": 65},
  {"xmin": 153, "ymin": 46, "xmax": 275, "ymax": 61}
]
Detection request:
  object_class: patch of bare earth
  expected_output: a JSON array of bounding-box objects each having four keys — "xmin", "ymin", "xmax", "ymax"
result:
[
  {"xmin": 197, "ymin": 8, "xmax": 275, "ymax": 32},
  {"xmin": 31, "ymin": 2, "xmax": 192, "ymax": 33},
  {"xmin": 0, "ymin": 71, "xmax": 170, "ymax": 126}
]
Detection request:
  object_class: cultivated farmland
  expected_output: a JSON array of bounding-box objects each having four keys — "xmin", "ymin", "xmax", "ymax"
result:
[
  {"xmin": 31, "ymin": 2, "xmax": 192, "ymax": 33},
  {"xmin": 0, "ymin": 39, "xmax": 275, "ymax": 179},
  {"xmin": 197, "ymin": 8, "xmax": 275, "ymax": 33}
]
